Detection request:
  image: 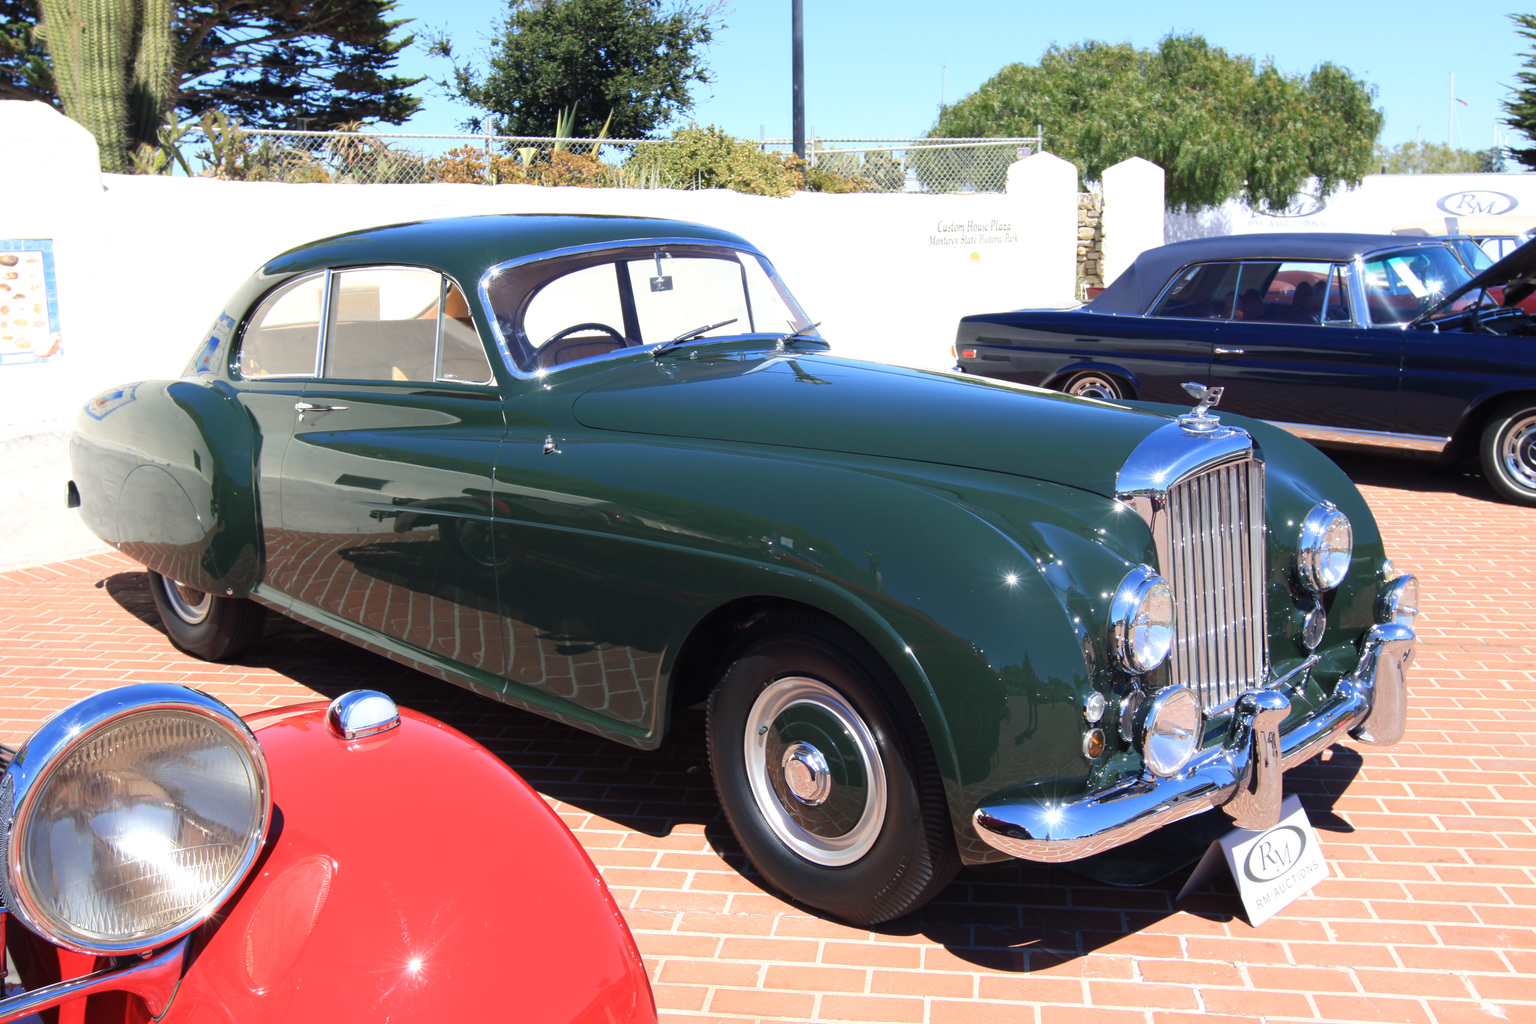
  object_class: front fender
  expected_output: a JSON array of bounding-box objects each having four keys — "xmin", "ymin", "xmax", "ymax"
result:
[{"xmin": 161, "ymin": 705, "xmax": 653, "ymax": 1024}]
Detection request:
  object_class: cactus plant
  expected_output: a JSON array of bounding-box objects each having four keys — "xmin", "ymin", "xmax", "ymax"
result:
[{"xmin": 36, "ymin": 0, "xmax": 176, "ymax": 173}]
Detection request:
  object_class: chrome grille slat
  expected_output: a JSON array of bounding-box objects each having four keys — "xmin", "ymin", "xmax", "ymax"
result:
[{"xmin": 1164, "ymin": 457, "xmax": 1267, "ymax": 711}]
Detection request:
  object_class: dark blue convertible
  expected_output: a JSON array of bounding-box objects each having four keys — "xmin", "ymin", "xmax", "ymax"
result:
[{"xmin": 955, "ymin": 233, "xmax": 1536, "ymax": 505}]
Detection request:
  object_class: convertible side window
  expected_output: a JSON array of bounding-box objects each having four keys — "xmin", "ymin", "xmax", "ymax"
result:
[
  {"xmin": 1322, "ymin": 264, "xmax": 1353, "ymax": 324},
  {"xmin": 1232, "ymin": 261, "xmax": 1334, "ymax": 324},
  {"xmin": 236, "ymin": 275, "xmax": 324, "ymax": 378},
  {"xmin": 1150, "ymin": 262, "xmax": 1240, "ymax": 319}
]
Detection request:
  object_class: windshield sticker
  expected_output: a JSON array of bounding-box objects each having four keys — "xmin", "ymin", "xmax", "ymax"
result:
[{"xmin": 0, "ymin": 239, "xmax": 62, "ymax": 366}]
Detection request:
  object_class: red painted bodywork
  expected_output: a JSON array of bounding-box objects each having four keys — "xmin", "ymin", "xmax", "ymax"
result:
[{"xmin": 10, "ymin": 702, "xmax": 655, "ymax": 1024}]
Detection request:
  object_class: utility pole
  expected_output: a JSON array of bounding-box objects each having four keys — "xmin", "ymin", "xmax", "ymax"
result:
[{"xmin": 792, "ymin": 0, "xmax": 805, "ymax": 160}]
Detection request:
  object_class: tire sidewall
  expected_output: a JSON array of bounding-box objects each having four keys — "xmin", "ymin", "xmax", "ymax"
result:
[
  {"xmin": 707, "ymin": 631, "xmax": 931, "ymax": 921},
  {"xmin": 1480, "ymin": 403, "xmax": 1536, "ymax": 506}
]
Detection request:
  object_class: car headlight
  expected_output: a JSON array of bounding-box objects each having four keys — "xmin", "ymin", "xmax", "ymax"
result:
[
  {"xmin": 1138, "ymin": 685, "xmax": 1202, "ymax": 777},
  {"xmin": 0, "ymin": 684, "xmax": 270, "ymax": 954},
  {"xmin": 1110, "ymin": 565, "xmax": 1176, "ymax": 674},
  {"xmin": 1297, "ymin": 502, "xmax": 1352, "ymax": 592},
  {"xmin": 1377, "ymin": 574, "xmax": 1420, "ymax": 628}
]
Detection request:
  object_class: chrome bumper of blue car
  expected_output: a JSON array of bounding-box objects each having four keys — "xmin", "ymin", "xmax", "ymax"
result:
[{"xmin": 972, "ymin": 623, "xmax": 1415, "ymax": 863}]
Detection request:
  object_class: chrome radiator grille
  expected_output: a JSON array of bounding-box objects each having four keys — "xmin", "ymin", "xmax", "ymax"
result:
[{"xmin": 1163, "ymin": 457, "xmax": 1268, "ymax": 711}]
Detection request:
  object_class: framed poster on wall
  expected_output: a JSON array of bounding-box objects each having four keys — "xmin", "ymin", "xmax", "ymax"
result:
[{"xmin": 0, "ymin": 239, "xmax": 62, "ymax": 365}]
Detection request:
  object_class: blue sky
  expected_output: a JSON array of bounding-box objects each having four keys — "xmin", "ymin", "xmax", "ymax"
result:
[{"xmin": 388, "ymin": 0, "xmax": 1531, "ymax": 152}]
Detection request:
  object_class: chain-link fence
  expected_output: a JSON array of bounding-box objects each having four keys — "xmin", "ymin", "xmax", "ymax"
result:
[
  {"xmin": 760, "ymin": 136, "xmax": 1044, "ymax": 193},
  {"xmin": 167, "ymin": 125, "xmax": 1045, "ymax": 194}
]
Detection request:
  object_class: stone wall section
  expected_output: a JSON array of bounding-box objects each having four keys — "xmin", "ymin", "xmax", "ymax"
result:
[{"xmin": 1077, "ymin": 191, "xmax": 1104, "ymax": 295}]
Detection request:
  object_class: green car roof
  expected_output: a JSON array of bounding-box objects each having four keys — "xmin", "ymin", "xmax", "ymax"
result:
[{"xmin": 260, "ymin": 213, "xmax": 760, "ymax": 285}]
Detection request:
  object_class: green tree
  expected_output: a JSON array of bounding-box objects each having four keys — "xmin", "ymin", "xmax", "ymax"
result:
[
  {"xmin": 1503, "ymin": 13, "xmax": 1536, "ymax": 168},
  {"xmin": 0, "ymin": 1, "xmax": 423, "ymax": 134},
  {"xmin": 435, "ymin": 0, "xmax": 717, "ymax": 138},
  {"xmin": 1376, "ymin": 140, "xmax": 1503, "ymax": 174},
  {"xmin": 930, "ymin": 34, "xmax": 1383, "ymax": 211}
]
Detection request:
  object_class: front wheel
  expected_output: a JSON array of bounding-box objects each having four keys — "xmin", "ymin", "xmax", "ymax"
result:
[
  {"xmin": 1479, "ymin": 403, "xmax": 1536, "ymax": 506},
  {"xmin": 147, "ymin": 571, "xmax": 265, "ymax": 661},
  {"xmin": 706, "ymin": 614, "xmax": 958, "ymax": 925}
]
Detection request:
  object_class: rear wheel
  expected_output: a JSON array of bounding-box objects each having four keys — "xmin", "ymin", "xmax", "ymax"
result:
[
  {"xmin": 706, "ymin": 613, "xmax": 958, "ymax": 925},
  {"xmin": 147, "ymin": 571, "xmax": 265, "ymax": 661},
  {"xmin": 1479, "ymin": 402, "xmax": 1536, "ymax": 506},
  {"xmin": 1060, "ymin": 371, "xmax": 1125, "ymax": 400}
]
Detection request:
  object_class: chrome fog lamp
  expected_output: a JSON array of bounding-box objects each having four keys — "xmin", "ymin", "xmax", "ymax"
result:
[
  {"xmin": 1110, "ymin": 565, "xmax": 1176, "ymax": 674},
  {"xmin": 1138, "ymin": 685, "xmax": 1203, "ymax": 778},
  {"xmin": 0, "ymin": 684, "xmax": 270, "ymax": 955},
  {"xmin": 1298, "ymin": 502, "xmax": 1352, "ymax": 592},
  {"xmin": 1377, "ymin": 575, "xmax": 1420, "ymax": 629}
]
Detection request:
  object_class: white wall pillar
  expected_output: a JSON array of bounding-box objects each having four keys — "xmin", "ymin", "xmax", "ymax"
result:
[
  {"xmin": 1101, "ymin": 156, "xmax": 1165, "ymax": 285},
  {"xmin": 1005, "ymin": 151, "xmax": 1079, "ymax": 307}
]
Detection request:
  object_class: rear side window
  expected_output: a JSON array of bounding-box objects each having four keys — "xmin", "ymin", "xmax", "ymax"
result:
[
  {"xmin": 1231, "ymin": 262, "xmax": 1335, "ymax": 323},
  {"xmin": 236, "ymin": 268, "xmax": 493, "ymax": 383},
  {"xmin": 1150, "ymin": 263, "xmax": 1241, "ymax": 319},
  {"xmin": 236, "ymin": 275, "xmax": 324, "ymax": 378}
]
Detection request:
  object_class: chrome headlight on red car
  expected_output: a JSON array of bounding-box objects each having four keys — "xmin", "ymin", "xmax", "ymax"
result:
[{"xmin": 0, "ymin": 684, "xmax": 270, "ymax": 954}]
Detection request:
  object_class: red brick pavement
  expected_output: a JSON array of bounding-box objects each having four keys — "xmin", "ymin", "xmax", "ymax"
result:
[{"xmin": 0, "ymin": 453, "xmax": 1532, "ymax": 1024}]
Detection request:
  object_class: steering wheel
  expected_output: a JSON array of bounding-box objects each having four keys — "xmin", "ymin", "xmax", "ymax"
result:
[{"xmin": 542, "ymin": 322, "xmax": 627, "ymax": 347}]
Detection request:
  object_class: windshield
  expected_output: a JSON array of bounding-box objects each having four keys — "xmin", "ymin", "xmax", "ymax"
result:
[
  {"xmin": 1362, "ymin": 247, "xmax": 1474, "ymax": 325},
  {"xmin": 483, "ymin": 245, "xmax": 817, "ymax": 374}
]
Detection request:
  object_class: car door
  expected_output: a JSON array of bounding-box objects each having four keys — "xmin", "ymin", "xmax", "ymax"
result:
[
  {"xmin": 1206, "ymin": 261, "xmax": 1402, "ymax": 432},
  {"xmin": 274, "ymin": 266, "xmax": 509, "ymax": 674}
]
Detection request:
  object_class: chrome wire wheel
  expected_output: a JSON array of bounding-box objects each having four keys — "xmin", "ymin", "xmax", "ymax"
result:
[
  {"xmin": 1497, "ymin": 412, "xmax": 1536, "ymax": 493},
  {"xmin": 1062, "ymin": 371, "xmax": 1123, "ymax": 400},
  {"xmin": 742, "ymin": 676, "xmax": 887, "ymax": 867},
  {"xmin": 161, "ymin": 578, "xmax": 213, "ymax": 625}
]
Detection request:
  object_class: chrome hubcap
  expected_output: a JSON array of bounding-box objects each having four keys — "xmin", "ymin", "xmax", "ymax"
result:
[
  {"xmin": 162, "ymin": 578, "xmax": 212, "ymax": 625},
  {"xmin": 743, "ymin": 677, "xmax": 886, "ymax": 866},
  {"xmin": 1500, "ymin": 414, "xmax": 1536, "ymax": 492},
  {"xmin": 781, "ymin": 742, "xmax": 832, "ymax": 805},
  {"xmin": 1067, "ymin": 374, "xmax": 1118, "ymax": 400}
]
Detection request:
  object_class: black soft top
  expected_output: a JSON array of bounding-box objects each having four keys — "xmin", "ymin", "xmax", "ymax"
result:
[{"xmin": 1087, "ymin": 233, "xmax": 1455, "ymax": 314}]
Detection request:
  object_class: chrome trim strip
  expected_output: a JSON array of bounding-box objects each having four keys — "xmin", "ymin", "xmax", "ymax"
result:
[
  {"xmin": 971, "ymin": 624, "xmax": 1413, "ymax": 863},
  {"xmin": 1269, "ymin": 421, "xmax": 1451, "ymax": 453},
  {"xmin": 0, "ymin": 933, "xmax": 189, "ymax": 1024}
]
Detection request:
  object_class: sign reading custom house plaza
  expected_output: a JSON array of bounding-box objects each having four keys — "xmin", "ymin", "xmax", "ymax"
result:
[{"xmin": 930, "ymin": 219, "xmax": 1019, "ymax": 247}]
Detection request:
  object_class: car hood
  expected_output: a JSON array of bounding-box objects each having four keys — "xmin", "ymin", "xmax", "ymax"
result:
[
  {"xmin": 1417, "ymin": 233, "xmax": 1536, "ymax": 320},
  {"xmin": 572, "ymin": 352, "xmax": 1178, "ymax": 498}
]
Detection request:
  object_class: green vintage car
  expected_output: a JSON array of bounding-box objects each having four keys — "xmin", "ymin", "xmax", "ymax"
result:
[{"xmin": 70, "ymin": 214, "xmax": 1417, "ymax": 924}]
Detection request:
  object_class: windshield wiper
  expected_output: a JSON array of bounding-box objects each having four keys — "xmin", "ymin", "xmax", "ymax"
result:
[
  {"xmin": 777, "ymin": 321, "xmax": 824, "ymax": 350},
  {"xmin": 653, "ymin": 318, "xmax": 740, "ymax": 357}
]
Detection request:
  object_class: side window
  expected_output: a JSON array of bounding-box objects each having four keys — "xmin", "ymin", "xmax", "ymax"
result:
[
  {"xmin": 236, "ymin": 275, "xmax": 324, "ymax": 378},
  {"xmin": 625, "ymin": 256, "xmax": 750, "ymax": 343},
  {"xmin": 1233, "ymin": 261, "xmax": 1332, "ymax": 323},
  {"xmin": 521, "ymin": 263, "xmax": 628, "ymax": 369},
  {"xmin": 439, "ymin": 282, "xmax": 493, "ymax": 383},
  {"xmin": 325, "ymin": 268, "xmax": 441, "ymax": 381},
  {"xmin": 1322, "ymin": 264, "xmax": 1352, "ymax": 324},
  {"xmin": 1150, "ymin": 263, "xmax": 1241, "ymax": 319}
]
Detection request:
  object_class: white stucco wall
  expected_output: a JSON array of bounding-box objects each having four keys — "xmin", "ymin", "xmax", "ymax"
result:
[
  {"xmin": 0, "ymin": 103, "xmax": 1129, "ymax": 569},
  {"xmin": 1100, "ymin": 157, "xmax": 1166, "ymax": 284}
]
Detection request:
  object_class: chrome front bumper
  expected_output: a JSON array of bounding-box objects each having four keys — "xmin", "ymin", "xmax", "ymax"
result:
[{"xmin": 972, "ymin": 623, "xmax": 1414, "ymax": 863}]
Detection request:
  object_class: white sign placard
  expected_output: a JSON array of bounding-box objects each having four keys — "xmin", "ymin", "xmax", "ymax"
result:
[{"xmin": 1177, "ymin": 794, "xmax": 1330, "ymax": 926}]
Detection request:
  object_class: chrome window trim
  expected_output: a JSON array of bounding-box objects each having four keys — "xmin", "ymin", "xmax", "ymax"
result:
[
  {"xmin": 475, "ymin": 237, "xmax": 793, "ymax": 380},
  {"xmin": 1268, "ymin": 421, "xmax": 1451, "ymax": 453}
]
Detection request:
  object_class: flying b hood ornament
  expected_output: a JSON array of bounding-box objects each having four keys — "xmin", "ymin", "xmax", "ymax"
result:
[{"xmin": 1178, "ymin": 382, "xmax": 1225, "ymax": 433}]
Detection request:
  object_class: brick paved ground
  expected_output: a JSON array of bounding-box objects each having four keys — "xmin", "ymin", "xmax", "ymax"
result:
[{"xmin": 0, "ymin": 452, "xmax": 1532, "ymax": 1024}]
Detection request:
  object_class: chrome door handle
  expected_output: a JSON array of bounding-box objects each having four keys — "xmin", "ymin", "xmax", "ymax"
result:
[
  {"xmin": 294, "ymin": 401, "xmax": 347, "ymax": 420},
  {"xmin": 1214, "ymin": 347, "xmax": 1245, "ymax": 357}
]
